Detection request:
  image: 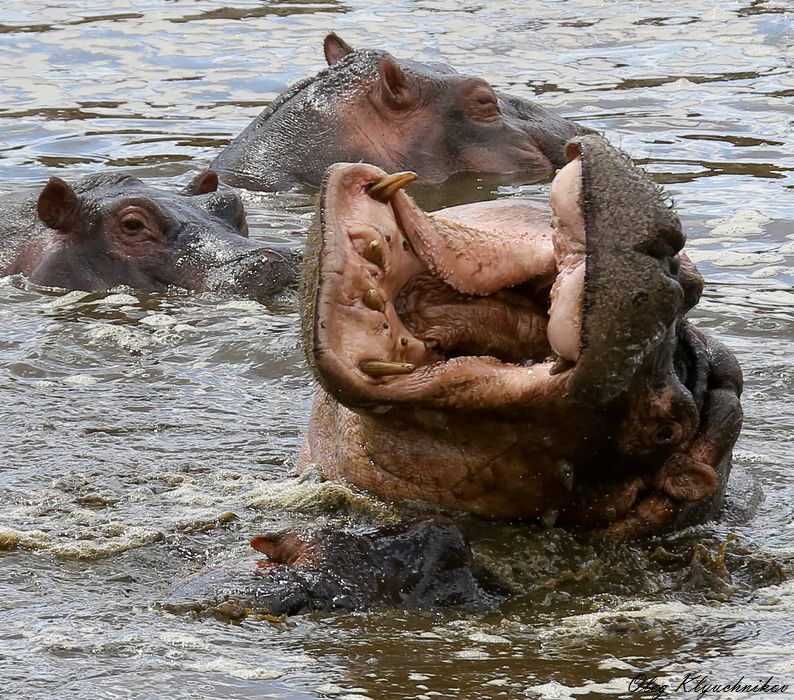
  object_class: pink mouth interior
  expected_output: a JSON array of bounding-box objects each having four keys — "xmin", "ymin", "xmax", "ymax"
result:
[{"xmin": 309, "ymin": 156, "xmax": 586, "ymax": 408}]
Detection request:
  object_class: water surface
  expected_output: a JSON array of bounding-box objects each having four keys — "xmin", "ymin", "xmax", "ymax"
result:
[{"xmin": 0, "ymin": 1, "xmax": 792, "ymax": 698}]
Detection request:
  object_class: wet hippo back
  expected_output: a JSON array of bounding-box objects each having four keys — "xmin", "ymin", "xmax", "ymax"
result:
[{"xmin": 163, "ymin": 518, "xmax": 508, "ymax": 618}]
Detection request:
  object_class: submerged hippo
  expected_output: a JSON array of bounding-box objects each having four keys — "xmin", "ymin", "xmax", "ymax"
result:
[
  {"xmin": 299, "ymin": 134, "xmax": 744, "ymax": 538},
  {"xmin": 210, "ymin": 33, "xmax": 590, "ymax": 191},
  {"xmin": 0, "ymin": 169, "xmax": 297, "ymax": 297},
  {"xmin": 164, "ymin": 517, "xmax": 507, "ymax": 618}
]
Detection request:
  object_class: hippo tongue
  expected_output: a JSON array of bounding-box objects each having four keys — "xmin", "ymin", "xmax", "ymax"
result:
[{"xmin": 396, "ymin": 199, "xmax": 556, "ymax": 296}]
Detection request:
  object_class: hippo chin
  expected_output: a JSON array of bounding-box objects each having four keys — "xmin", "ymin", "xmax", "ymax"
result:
[
  {"xmin": 210, "ymin": 33, "xmax": 591, "ymax": 191},
  {"xmin": 299, "ymin": 134, "xmax": 743, "ymax": 537},
  {"xmin": 0, "ymin": 169, "xmax": 297, "ymax": 298}
]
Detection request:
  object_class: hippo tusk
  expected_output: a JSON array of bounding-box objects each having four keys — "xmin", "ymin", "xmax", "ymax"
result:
[
  {"xmin": 549, "ymin": 355, "xmax": 575, "ymax": 376},
  {"xmin": 360, "ymin": 360, "xmax": 416, "ymax": 377},
  {"xmin": 555, "ymin": 460, "xmax": 575, "ymax": 491},
  {"xmin": 363, "ymin": 288, "xmax": 386, "ymax": 312},
  {"xmin": 363, "ymin": 239, "xmax": 385, "ymax": 267},
  {"xmin": 367, "ymin": 171, "xmax": 418, "ymax": 203}
]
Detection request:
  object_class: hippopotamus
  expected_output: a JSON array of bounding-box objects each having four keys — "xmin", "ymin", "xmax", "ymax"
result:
[
  {"xmin": 210, "ymin": 33, "xmax": 591, "ymax": 191},
  {"xmin": 0, "ymin": 169, "xmax": 297, "ymax": 297},
  {"xmin": 298, "ymin": 134, "xmax": 744, "ymax": 538},
  {"xmin": 163, "ymin": 517, "xmax": 507, "ymax": 618}
]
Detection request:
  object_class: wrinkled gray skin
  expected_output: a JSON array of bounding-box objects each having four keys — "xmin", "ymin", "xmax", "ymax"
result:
[
  {"xmin": 0, "ymin": 170, "xmax": 297, "ymax": 298},
  {"xmin": 163, "ymin": 518, "xmax": 507, "ymax": 618},
  {"xmin": 211, "ymin": 33, "xmax": 591, "ymax": 190}
]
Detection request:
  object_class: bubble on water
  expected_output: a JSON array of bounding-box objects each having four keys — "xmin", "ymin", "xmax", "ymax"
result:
[
  {"xmin": 158, "ymin": 631, "xmax": 213, "ymax": 651},
  {"xmin": 47, "ymin": 525, "xmax": 165, "ymax": 560},
  {"xmin": 453, "ymin": 648, "xmax": 490, "ymax": 660},
  {"xmin": 89, "ymin": 324, "xmax": 152, "ymax": 353},
  {"xmin": 44, "ymin": 290, "xmax": 91, "ymax": 309},
  {"xmin": 686, "ymin": 249, "xmax": 783, "ymax": 268},
  {"xmin": 467, "ymin": 631, "xmax": 510, "ymax": 644},
  {"xmin": 101, "ymin": 293, "xmax": 141, "ymax": 306},
  {"xmin": 218, "ymin": 299, "xmax": 268, "ymax": 313},
  {"xmin": 29, "ymin": 627, "xmax": 84, "ymax": 653},
  {"xmin": 62, "ymin": 374, "xmax": 99, "ymax": 386},
  {"xmin": 139, "ymin": 313, "xmax": 178, "ymax": 328},
  {"xmin": 525, "ymin": 680, "xmax": 575, "ymax": 699},
  {"xmin": 182, "ymin": 657, "xmax": 286, "ymax": 681},
  {"xmin": 706, "ymin": 209, "xmax": 771, "ymax": 239},
  {"xmin": 599, "ymin": 657, "xmax": 640, "ymax": 671},
  {"xmin": 751, "ymin": 266, "xmax": 788, "ymax": 279},
  {"xmin": 249, "ymin": 469, "xmax": 402, "ymax": 522}
]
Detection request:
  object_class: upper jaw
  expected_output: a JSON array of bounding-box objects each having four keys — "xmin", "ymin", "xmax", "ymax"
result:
[{"xmin": 565, "ymin": 135, "xmax": 687, "ymax": 404}]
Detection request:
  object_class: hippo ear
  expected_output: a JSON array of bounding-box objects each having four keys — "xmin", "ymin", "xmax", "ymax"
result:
[
  {"xmin": 251, "ymin": 533, "xmax": 312, "ymax": 566},
  {"xmin": 378, "ymin": 56, "xmax": 415, "ymax": 109},
  {"xmin": 323, "ymin": 32, "xmax": 354, "ymax": 65},
  {"xmin": 37, "ymin": 177, "xmax": 80, "ymax": 232},
  {"xmin": 181, "ymin": 169, "xmax": 219, "ymax": 196}
]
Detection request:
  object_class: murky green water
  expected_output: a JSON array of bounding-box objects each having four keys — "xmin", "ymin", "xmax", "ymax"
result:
[{"xmin": 0, "ymin": 1, "xmax": 792, "ymax": 698}]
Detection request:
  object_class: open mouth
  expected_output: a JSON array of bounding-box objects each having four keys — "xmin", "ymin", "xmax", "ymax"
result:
[
  {"xmin": 301, "ymin": 145, "xmax": 597, "ymax": 412},
  {"xmin": 302, "ymin": 135, "xmax": 687, "ymax": 412}
]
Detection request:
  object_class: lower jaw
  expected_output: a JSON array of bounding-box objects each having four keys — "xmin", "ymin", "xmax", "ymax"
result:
[{"xmin": 305, "ymin": 385, "xmax": 629, "ymax": 523}]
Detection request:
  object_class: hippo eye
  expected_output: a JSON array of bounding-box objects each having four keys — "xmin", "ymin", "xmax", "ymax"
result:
[{"xmin": 120, "ymin": 214, "xmax": 146, "ymax": 234}]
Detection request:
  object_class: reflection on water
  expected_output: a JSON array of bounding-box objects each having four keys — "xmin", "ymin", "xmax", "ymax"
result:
[{"xmin": 0, "ymin": 1, "xmax": 792, "ymax": 698}]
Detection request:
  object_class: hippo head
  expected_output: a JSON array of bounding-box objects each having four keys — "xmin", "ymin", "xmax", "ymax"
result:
[
  {"xmin": 300, "ymin": 134, "xmax": 742, "ymax": 535},
  {"xmin": 211, "ymin": 33, "xmax": 591, "ymax": 190},
  {"xmin": 29, "ymin": 170, "xmax": 295, "ymax": 297}
]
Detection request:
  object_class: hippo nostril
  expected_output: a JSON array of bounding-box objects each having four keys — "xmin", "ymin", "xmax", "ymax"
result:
[
  {"xmin": 656, "ymin": 427, "xmax": 673, "ymax": 442},
  {"xmin": 652, "ymin": 424, "xmax": 681, "ymax": 445}
]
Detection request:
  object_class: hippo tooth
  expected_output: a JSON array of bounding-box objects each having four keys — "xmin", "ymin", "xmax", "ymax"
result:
[
  {"xmin": 555, "ymin": 460, "xmax": 574, "ymax": 491},
  {"xmin": 359, "ymin": 360, "xmax": 416, "ymax": 377},
  {"xmin": 364, "ymin": 288, "xmax": 386, "ymax": 312},
  {"xmin": 549, "ymin": 355, "xmax": 574, "ymax": 375},
  {"xmin": 424, "ymin": 339, "xmax": 439, "ymax": 349},
  {"xmin": 363, "ymin": 239, "xmax": 385, "ymax": 267},
  {"xmin": 366, "ymin": 171, "xmax": 418, "ymax": 203}
]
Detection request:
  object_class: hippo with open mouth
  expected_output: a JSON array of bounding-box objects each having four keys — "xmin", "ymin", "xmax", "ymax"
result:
[
  {"xmin": 164, "ymin": 135, "xmax": 745, "ymax": 618},
  {"xmin": 0, "ymin": 169, "xmax": 297, "ymax": 298},
  {"xmin": 299, "ymin": 134, "xmax": 744, "ymax": 538},
  {"xmin": 210, "ymin": 33, "xmax": 591, "ymax": 191}
]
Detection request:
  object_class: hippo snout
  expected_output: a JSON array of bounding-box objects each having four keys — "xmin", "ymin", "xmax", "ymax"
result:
[{"xmin": 204, "ymin": 246, "xmax": 298, "ymax": 300}]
